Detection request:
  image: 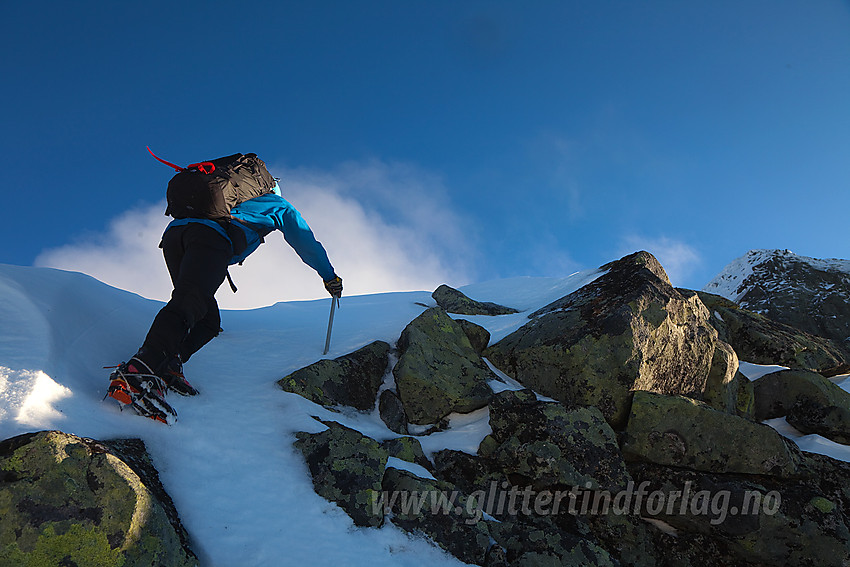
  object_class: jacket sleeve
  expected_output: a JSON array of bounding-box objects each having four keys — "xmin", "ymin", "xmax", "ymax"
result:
[
  {"xmin": 277, "ymin": 203, "xmax": 337, "ymax": 282},
  {"xmin": 231, "ymin": 194, "xmax": 337, "ymax": 281}
]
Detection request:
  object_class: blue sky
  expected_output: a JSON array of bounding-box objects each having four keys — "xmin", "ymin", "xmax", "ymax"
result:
[{"xmin": 2, "ymin": 1, "xmax": 849, "ymax": 305}]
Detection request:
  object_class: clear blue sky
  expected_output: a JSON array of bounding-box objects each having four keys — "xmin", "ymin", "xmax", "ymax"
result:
[{"xmin": 2, "ymin": 1, "xmax": 849, "ymax": 296}]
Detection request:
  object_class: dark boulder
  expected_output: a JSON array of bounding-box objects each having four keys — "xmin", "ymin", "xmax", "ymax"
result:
[
  {"xmin": 432, "ymin": 284, "xmax": 520, "ymax": 316},
  {"xmin": 278, "ymin": 340, "xmax": 390, "ymax": 411},
  {"xmin": 752, "ymin": 369, "xmax": 850, "ymax": 421},
  {"xmin": 697, "ymin": 290, "xmax": 849, "ymax": 376},
  {"xmin": 0, "ymin": 431, "xmax": 197, "ymax": 567},
  {"xmin": 393, "ymin": 307, "xmax": 494, "ymax": 425},
  {"xmin": 381, "ymin": 467, "xmax": 492, "ymax": 565},
  {"xmin": 378, "ymin": 389, "xmax": 408, "ymax": 435},
  {"xmin": 456, "ymin": 318, "xmax": 491, "ymax": 354},
  {"xmin": 622, "ymin": 391, "xmax": 803, "ymax": 478},
  {"xmin": 486, "ymin": 252, "xmax": 722, "ymax": 428},
  {"xmin": 479, "ymin": 390, "xmax": 632, "ymax": 492},
  {"xmin": 294, "ymin": 421, "xmax": 388, "ymax": 527}
]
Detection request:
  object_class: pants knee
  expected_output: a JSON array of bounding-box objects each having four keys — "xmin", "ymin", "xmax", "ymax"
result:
[{"xmin": 169, "ymin": 287, "xmax": 212, "ymax": 329}]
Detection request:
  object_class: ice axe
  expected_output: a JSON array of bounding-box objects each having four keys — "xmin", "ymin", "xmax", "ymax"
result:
[{"xmin": 323, "ymin": 296, "xmax": 339, "ymax": 355}]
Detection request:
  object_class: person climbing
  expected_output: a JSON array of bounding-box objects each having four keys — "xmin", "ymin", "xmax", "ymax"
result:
[{"xmin": 105, "ymin": 151, "xmax": 342, "ymax": 424}]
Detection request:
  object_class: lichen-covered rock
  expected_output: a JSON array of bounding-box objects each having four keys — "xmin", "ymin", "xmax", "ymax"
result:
[
  {"xmin": 487, "ymin": 519, "xmax": 617, "ymax": 567},
  {"xmin": 702, "ymin": 340, "xmax": 736, "ymax": 412},
  {"xmin": 486, "ymin": 252, "xmax": 720, "ymax": 428},
  {"xmin": 394, "ymin": 307, "xmax": 494, "ymax": 425},
  {"xmin": 629, "ymin": 455, "xmax": 850, "ymax": 567},
  {"xmin": 378, "ymin": 389, "xmax": 408, "ymax": 435},
  {"xmin": 381, "ymin": 467, "xmax": 492, "ymax": 565},
  {"xmin": 753, "ymin": 368, "xmax": 850, "ymax": 421},
  {"xmin": 432, "ymin": 449, "xmax": 504, "ymax": 497},
  {"xmin": 584, "ymin": 510, "xmax": 660, "ymax": 567},
  {"xmin": 479, "ymin": 390, "xmax": 631, "ymax": 492},
  {"xmin": 622, "ymin": 391, "xmax": 803, "ymax": 478},
  {"xmin": 278, "ymin": 340, "xmax": 390, "ymax": 411},
  {"xmin": 787, "ymin": 398, "xmax": 850, "ymax": 445},
  {"xmin": 380, "ymin": 436, "xmax": 433, "ymax": 471},
  {"xmin": 294, "ymin": 421, "xmax": 388, "ymax": 527},
  {"xmin": 736, "ymin": 377, "xmax": 756, "ymax": 420},
  {"xmin": 697, "ymin": 290, "xmax": 850, "ymax": 376},
  {"xmin": 0, "ymin": 431, "xmax": 197, "ymax": 567},
  {"xmin": 432, "ymin": 284, "xmax": 520, "ymax": 316},
  {"xmin": 456, "ymin": 319, "xmax": 491, "ymax": 354},
  {"xmin": 702, "ymin": 341, "xmax": 752, "ymax": 418},
  {"xmin": 485, "ymin": 544, "xmax": 509, "ymax": 567}
]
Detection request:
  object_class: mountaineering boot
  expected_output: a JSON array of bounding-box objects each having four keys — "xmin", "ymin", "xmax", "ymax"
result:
[
  {"xmin": 158, "ymin": 355, "xmax": 199, "ymax": 396},
  {"xmin": 105, "ymin": 355, "xmax": 177, "ymax": 425}
]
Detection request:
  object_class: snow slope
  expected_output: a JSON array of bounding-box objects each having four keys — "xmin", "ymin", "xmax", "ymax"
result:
[
  {"xmin": 0, "ymin": 263, "xmax": 599, "ymax": 566},
  {"xmin": 5, "ymin": 262, "xmax": 850, "ymax": 565}
]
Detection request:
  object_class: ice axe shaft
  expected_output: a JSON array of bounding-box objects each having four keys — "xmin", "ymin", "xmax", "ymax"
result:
[{"xmin": 323, "ymin": 296, "xmax": 339, "ymax": 355}]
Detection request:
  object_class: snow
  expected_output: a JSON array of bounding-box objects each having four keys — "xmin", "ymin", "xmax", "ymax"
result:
[
  {"xmin": 738, "ymin": 361, "xmax": 789, "ymax": 381},
  {"xmin": 0, "ymin": 263, "xmax": 599, "ymax": 567},
  {"xmin": 702, "ymin": 249, "xmax": 771, "ymax": 301}
]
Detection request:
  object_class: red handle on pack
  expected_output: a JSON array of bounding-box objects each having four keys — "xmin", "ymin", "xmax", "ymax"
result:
[
  {"xmin": 147, "ymin": 147, "xmax": 216, "ymax": 174},
  {"xmin": 187, "ymin": 161, "xmax": 216, "ymax": 174}
]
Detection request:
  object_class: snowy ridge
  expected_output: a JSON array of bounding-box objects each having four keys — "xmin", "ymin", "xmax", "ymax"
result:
[{"xmin": 703, "ymin": 249, "xmax": 850, "ymax": 303}]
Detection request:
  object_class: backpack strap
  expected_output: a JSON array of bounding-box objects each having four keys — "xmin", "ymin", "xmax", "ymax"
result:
[
  {"xmin": 225, "ymin": 270, "xmax": 238, "ymax": 293},
  {"xmin": 147, "ymin": 146, "xmax": 215, "ymax": 174}
]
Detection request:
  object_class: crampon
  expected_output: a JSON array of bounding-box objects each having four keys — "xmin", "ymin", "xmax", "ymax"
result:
[{"xmin": 104, "ymin": 360, "xmax": 177, "ymax": 425}]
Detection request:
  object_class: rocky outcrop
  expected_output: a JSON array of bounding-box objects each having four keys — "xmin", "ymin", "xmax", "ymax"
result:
[
  {"xmin": 487, "ymin": 519, "xmax": 618, "ymax": 567},
  {"xmin": 287, "ymin": 250, "xmax": 850, "ymax": 567},
  {"xmin": 378, "ymin": 389, "xmax": 408, "ymax": 435},
  {"xmin": 294, "ymin": 421, "xmax": 387, "ymax": 528},
  {"xmin": 752, "ymin": 369, "xmax": 850, "ymax": 420},
  {"xmin": 380, "ymin": 436, "xmax": 432, "ymax": 471},
  {"xmin": 787, "ymin": 399, "xmax": 850, "ymax": 445},
  {"xmin": 702, "ymin": 340, "xmax": 750, "ymax": 417},
  {"xmin": 622, "ymin": 391, "xmax": 803, "ymax": 478},
  {"xmin": 381, "ymin": 467, "xmax": 492, "ymax": 565},
  {"xmin": 478, "ymin": 390, "xmax": 631, "ymax": 492},
  {"xmin": 697, "ymin": 290, "xmax": 849, "ymax": 376},
  {"xmin": 486, "ymin": 252, "xmax": 723, "ymax": 428},
  {"xmin": 0, "ymin": 431, "xmax": 197, "ymax": 567},
  {"xmin": 432, "ymin": 284, "xmax": 520, "ymax": 316},
  {"xmin": 751, "ymin": 368, "xmax": 850, "ymax": 445},
  {"xmin": 456, "ymin": 319, "xmax": 491, "ymax": 354},
  {"xmin": 393, "ymin": 307, "xmax": 494, "ymax": 424},
  {"xmin": 278, "ymin": 340, "xmax": 390, "ymax": 411},
  {"xmin": 629, "ymin": 454, "xmax": 850, "ymax": 567}
]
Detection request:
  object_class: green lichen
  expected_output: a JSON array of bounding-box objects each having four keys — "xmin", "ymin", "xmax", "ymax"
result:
[
  {"xmin": 810, "ymin": 496, "xmax": 836, "ymax": 514},
  {"xmin": 0, "ymin": 432, "xmax": 196, "ymax": 567},
  {"xmin": 1, "ymin": 524, "xmax": 124, "ymax": 567}
]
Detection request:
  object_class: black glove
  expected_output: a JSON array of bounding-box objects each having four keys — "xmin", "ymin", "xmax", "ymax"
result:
[{"xmin": 324, "ymin": 276, "xmax": 343, "ymax": 297}]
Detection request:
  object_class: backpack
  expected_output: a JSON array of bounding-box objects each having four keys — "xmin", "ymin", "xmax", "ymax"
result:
[{"xmin": 148, "ymin": 148, "xmax": 277, "ymax": 220}]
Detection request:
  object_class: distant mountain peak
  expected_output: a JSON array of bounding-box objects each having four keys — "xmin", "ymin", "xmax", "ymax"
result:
[{"xmin": 704, "ymin": 249, "xmax": 850, "ymax": 345}]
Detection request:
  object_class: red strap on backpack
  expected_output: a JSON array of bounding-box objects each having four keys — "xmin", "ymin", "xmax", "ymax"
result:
[
  {"xmin": 147, "ymin": 146, "xmax": 215, "ymax": 174},
  {"xmin": 188, "ymin": 161, "xmax": 215, "ymax": 174}
]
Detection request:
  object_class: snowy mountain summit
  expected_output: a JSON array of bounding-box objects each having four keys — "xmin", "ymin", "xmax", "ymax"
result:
[{"xmin": 704, "ymin": 249, "xmax": 850, "ymax": 345}]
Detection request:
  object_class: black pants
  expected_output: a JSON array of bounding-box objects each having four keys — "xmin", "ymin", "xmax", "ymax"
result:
[{"xmin": 140, "ymin": 223, "xmax": 232, "ymax": 370}]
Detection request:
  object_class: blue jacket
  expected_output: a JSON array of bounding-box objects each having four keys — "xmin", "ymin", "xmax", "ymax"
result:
[{"xmin": 164, "ymin": 191, "xmax": 337, "ymax": 282}]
